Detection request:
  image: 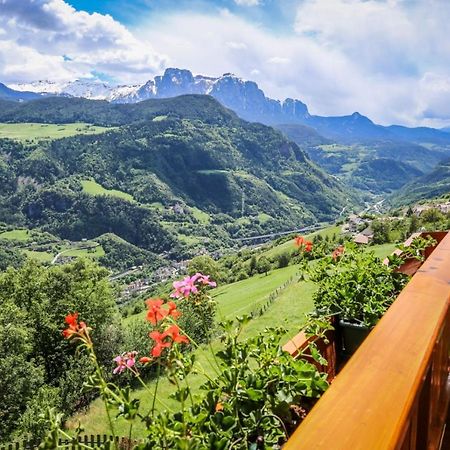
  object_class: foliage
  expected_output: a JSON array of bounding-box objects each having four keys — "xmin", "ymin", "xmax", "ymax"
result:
[
  {"xmin": 0, "ymin": 95, "xmax": 352, "ymax": 260},
  {"xmin": 312, "ymin": 243, "xmax": 409, "ymax": 327},
  {"xmin": 0, "ymin": 246, "xmax": 25, "ymax": 270},
  {"xmin": 187, "ymin": 255, "xmax": 221, "ymax": 283},
  {"xmin": 256, "ymin": 255, "xmax": 271, "ymax": 275},
  {"xmin": 44, "ymin": 296, "xmax": 330, "ymax": 449},
  {"xmin": 97, "ymin": 233, "xmax": 162, "ymax": 271},
  {"xmin": 0, "ymin": 259, "xmax": 119, "ymax": 442}
]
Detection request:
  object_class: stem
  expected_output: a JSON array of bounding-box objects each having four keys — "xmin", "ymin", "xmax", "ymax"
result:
[
  {"xmin": 135, "ymin": 372, "xmax": 173, "ymax": 412},
  {"xmin": 151, "ymin": 362, "xmax": 160, "ymax": 416},
  {"xmin": 84, "ymin": 336, "xmax": 118, "ymax": 450},
  {"xmin": 173, "ymin": 375, "xmax": 187, "ymax": 438},
  {"xmin": 104, "ymin": 399, "xmax": 117, "ymax": 450},
  {"xmin": 127, "ymin": 422, "xmax": 133, "ymax": 450}
]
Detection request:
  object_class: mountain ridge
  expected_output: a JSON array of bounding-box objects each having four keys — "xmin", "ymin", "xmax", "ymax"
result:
[{"xmin": 9, "ymin": 68, "xmax": 450, "ymax": 145}]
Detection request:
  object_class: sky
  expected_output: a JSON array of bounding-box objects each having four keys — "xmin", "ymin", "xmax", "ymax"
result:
[{"xmin": 1, "ymin": 0, "xmax": 450, "ymax": 127}]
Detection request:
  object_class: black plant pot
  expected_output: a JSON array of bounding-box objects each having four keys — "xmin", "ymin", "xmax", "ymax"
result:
[{"xmin": 338, "ymin": 320, "xmax": 371, "ymax": 357}]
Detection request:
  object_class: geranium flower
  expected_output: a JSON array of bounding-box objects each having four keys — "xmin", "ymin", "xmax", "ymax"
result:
[
  {"xmin": 62, "ymin": 312, "xmax": 88, "ymax": 339},
  {"xmin": 170, "ymin": 273, "xmax": 217, "ymax": 299},
  {"xmin": 167, "ymin": 301, "xmax": 181, "ymax": 320},
  {"xmin": 145, "ymin": 298, "xmax": 169, "ymax": 325},
  {"xmin": 149, "ymin": 330, "xmax": 172, "ymax": 357},
  {"xmin": 304, "ymin": 241, "xmax": 313, "ymax": 252},
  {"xmin": 170, "ymin": 275, "xmax": 199, "ymax": 298},
  {"xmin": 294, "ymin": 236, "xmax": 305, "ymax": 247},
  {"xmin": 194, "ymin": 273, "xmax": 217, "ymax": 287},
  {"xmin": 165, "ymin": 325, "xmax": 189, "ymax": 344},
  {"xmin": 332, "ymin": 246, "xmax": 345, "ymax": 261},
  {"xmin": 113, "ymin": 351, "xmax": 137, "ymax": 375},
  {"xmin": 139, "ymin": 356, "xmax": 152, "ymax": 364}
]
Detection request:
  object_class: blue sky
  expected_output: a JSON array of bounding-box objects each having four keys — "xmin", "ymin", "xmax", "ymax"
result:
[
  {"xmin": 1, "ymin": 0, "xmax": 450, "ymax": 127},
  {"xmin": 65, "ymin": 0, "xmax": 296, "ymax": 32}
]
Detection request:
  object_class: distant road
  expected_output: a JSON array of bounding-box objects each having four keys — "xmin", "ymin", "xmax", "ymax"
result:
[
  {"xmin": 232, "ymin": 223, "xmax": 328, "ymax": 242},
  {"xmin": 109, "ymin": 266, "xmax": 141, "ymax": 281}
]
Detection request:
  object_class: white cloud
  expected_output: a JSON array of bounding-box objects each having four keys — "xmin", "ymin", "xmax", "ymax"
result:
[
  {"xmin": 267, "ymin": 57, "xmax": 291, "ymax": 65},
  {"xmin": 226, "ymin": 41, "xmax": 248, "ymax": 50},
  {"xmin": 234, "ymin": 0, "xmax": 261, "ymax": 6},
  {"xmin": 2, "ymin": 0, "xmax": 450, "ymax": 126},
  {"xmin": 137, "ymin": 1, "xmax": 450, "ymax": 127},
  {"xmin": 0, "ymin": 0, "xmax": 166, "ymax": 83}
]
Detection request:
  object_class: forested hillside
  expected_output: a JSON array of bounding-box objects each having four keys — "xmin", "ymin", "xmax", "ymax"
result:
[
  {"xmin": 391, "ymin": 159, "xmax": 450, "ymax": 205},
  {"xmin": 0, "ymin": 95, "xmax": 353, "ymax": 262}
]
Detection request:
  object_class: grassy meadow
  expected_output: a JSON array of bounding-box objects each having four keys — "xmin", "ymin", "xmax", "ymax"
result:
[
  {"xmin": 80, "ymin": 180, "xmax": 135, "ymax": 202},
  {"xmin": 0, "ymin": 122, "xmax": 112, "ymax": 142}
]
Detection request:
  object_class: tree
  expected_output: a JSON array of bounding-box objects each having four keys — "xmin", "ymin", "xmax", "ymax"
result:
[
  {"xmin": 188, "ymin": 255, "xmax": 221, "ymax": 282},
  {"xmin": 277, "ymin": 252, "xmax": 290, "ymax": 268},
  {"xmin": 371, "ymin": 220, "xmax": 390, "ymax": 244},
  {"xmin": 409, "ymin": 214, "xmax": 419, "ymax": 234},
  {"xmin": 249, "ymin": 255, "xmax": 257, "ymax": 275},
  {"xmin": 0, "ymin": 301, "xmax": 45, "ymax": 441},
  {"xmin": 421, "ymin": 208, "xmax": 444, "ymax": 224},
  {"xmin": 257, "ymin": 256, "xmax": 271, "ymax": 275},
  {"xmin": 0, "ymin": 259, "xmax": 120, "ymax": 440}
]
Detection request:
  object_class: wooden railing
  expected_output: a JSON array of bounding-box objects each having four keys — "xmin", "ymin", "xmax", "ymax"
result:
[{"xmin": 284, "ymin": 231, "xmax": 450, "ymax": 449}]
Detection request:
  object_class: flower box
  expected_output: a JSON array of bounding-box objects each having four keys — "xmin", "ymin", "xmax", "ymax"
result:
[{"xmin": 337, "ymin": 320, "xmax": 371, "ymax": 358}]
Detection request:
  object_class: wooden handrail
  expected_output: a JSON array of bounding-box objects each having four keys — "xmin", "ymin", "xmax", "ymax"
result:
[{"xmin": 285, "ymin": 231, "xmax": 450, "ymax": 450}]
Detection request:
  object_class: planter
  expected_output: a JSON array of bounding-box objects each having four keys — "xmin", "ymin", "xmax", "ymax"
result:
[{"xmin": 338, "ymin": 320, "xmax": 371, "ymax": 357}]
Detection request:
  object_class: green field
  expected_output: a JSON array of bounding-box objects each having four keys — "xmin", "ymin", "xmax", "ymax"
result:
[
  {"xmin": 0, "ymin": 122, "xmax": 112, "ymax": 142},
  {"xmin": 81, "ymin": 180, "xmax": 134, "ymax": 202},
  {"xmin": 62, "ymin": 245, "xmax": 105, "ymax": 259},
  {"xmin": 190, "ymin": 206, "xmax": 210, "ymax": 224},
  {"xmin": 21, "ymin": 249, "xmax": 55, "ymax": 262},
  {"xmin": 0, "ymin": 229, "xmax": 31, "ymax": 241}
]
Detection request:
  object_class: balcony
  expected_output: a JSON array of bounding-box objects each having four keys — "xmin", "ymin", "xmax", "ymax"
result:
[{"xmin": 283, "ymin": 231, "xmax": 450, "ymax": 449}]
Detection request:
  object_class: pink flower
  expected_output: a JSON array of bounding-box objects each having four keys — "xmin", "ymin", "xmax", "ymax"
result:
[
  {"xmin": 113, "ymin": 351, "xmax": 137, "ymax": 375},
  {"xmin": 194, "ymin": 273, "xmax": 217, "ymax": 287},
  {"xmin": 170, "ymin": 273, "xmax": 217, "ymax": 299},
  {"xmin": 332, "ymin": 246, "xmax": 345, "ymax": 261},
  {"xmin": 170, "ymin": 275, "xmax": 199, "ymax": 299}
]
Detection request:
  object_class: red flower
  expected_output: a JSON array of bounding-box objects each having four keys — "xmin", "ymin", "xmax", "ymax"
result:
[
  {"xmin": 139, "ymin": 356, "xmax": 153, "ymax": 364},
  {"xmin": 165, "ymin": 325, "xmax": 189, "ymax": 344},
  {"xmin": 167, "ymin": 301, "xmax": 181, "ymax": 320},
  {"xmin": 149, "ymin": 330, "xmax": 172, "ymax": 357},
  {"xmin": 304, "ymin": 241, "xmax": 313, "ymax": 252},
  {"xmin": 62, "ymin": 312, "xmax": 87, "ymax": 339},
  {"xmin": 294, "ymin": 236, "xmax": 305, "ymax": 247},
  {"xmin": 332, "ymin": 246, "xmax": 345, "ymax": 261},
  {"xmin": 145, "ymin": 298, "xmax": 169, "ymax": 325},
  {"xmin": 65, "ymin": 312, "xmax": 78, "ymax": 327}
]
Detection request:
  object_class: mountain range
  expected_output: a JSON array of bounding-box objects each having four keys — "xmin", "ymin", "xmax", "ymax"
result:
[
  {"xmin": 7, "ymin": 68, "xmax": 450, "ymax": 145},
  {"xmin": 4, "ymin": 68, "xmax": 450, "ymax": 206}
]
